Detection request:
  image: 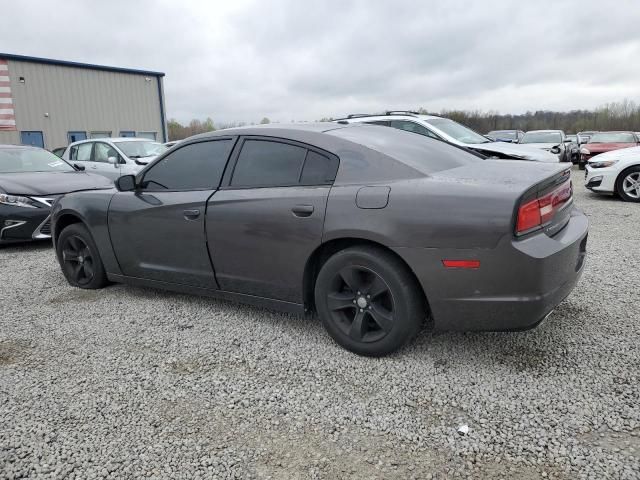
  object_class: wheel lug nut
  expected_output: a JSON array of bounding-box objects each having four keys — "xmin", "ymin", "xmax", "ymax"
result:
[
  {"xmin": 352, "ymin": 300, "xmax": 356, "ymax": 304},
  {"xmin": 360, "ymin": 309, "xmax": 363, "ymax": 312}
]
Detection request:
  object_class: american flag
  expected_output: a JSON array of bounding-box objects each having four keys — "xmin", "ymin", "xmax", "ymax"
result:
[{"xmin": 0, "ymin": 58, "xmax": 16, "ymax": 131}]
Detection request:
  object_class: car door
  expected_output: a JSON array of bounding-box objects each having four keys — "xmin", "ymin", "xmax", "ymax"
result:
[
  {"xmin": 207, "ymin": 137, "xmax": 339, "ymax": 304},
  {"xmin": 92, "ymin": 141, "xmax": 123, "ymax": 180},
  {"xmin": 108, "ymin": 138, "xmax": 235, "ymax": 287}
]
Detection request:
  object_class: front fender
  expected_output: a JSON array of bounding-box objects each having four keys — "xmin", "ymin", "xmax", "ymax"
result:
[{"xmin": 51, "ymin": 189, "xmax": 121, "ymax": 275}]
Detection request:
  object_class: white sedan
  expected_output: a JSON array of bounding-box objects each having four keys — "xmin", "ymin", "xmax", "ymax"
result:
[
  {"xmin": 585, "ymin": 146, "xmax": 640, "ymax": 202},
  {"xmin": 62, "ymin": 138, "xmax": 167, "ymax": 181}
]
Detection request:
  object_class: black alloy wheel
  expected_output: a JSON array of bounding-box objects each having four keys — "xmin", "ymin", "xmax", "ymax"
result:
[
  {"xmin": 61, "ymin": 235, "xmax": 95, "ymax": 286},
  {"xmin": 315, "ymin": 246, "xmax": 423, "ymax": 356},
  {"xmin": 56, "ymin": 223, "xmax": 108, "ymax": 289},
  {"xmin": 326, "ymin": 265, "xmax": 396, "ymax": 343}
]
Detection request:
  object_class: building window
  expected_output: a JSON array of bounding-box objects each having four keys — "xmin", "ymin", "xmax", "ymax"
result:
[
  {"xmin": 20, "ymin": 131, "xmax": 45, "ymax": 148},
  {"xmin": 89, "ymin": 131, "xmax": 112, "ymax": 139},
  {"xmin": 137, "ymin": 132, "xmax": 157, "ymax": 140},
  {"xmin": 119, "ymin": 131, "xmax": 136, "ymax": 138},
  {"xmin": 68, "ymin": 131, "xmax": 87, "ymax": 143}
]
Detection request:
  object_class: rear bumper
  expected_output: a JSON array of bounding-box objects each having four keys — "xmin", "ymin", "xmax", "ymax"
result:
[
  {"xmin": 0, "ymin": 205, "xmax": 51, "ymax": 243},
  {"xmin": 394, "ymin": 206, "xmax": 588, "ymax": 331}
]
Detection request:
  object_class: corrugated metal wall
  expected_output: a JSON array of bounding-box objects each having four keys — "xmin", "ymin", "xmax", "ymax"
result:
[{"xmin": 0, "ymin": 59, "xmax": 165, "ymax": 148}]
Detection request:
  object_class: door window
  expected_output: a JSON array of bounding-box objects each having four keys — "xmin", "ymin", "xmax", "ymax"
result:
[
  {"xmin": 300, "ymin": 150, "xmax": 339, "ymax": 185},
  {"xmin": 231, "ymin": 140, "xmax": 307, "ymax": 188},
  {"xmin": 70, "ymin": 142, "xmax": 93, "ymax": 161},
  {"xmin": 142, "ymin": 140, "xmax": 233, "ymax": 191},
  {"xmin": 390, "ymin": 120, "xmax": 440, "ymax": 139},
  {"xmin": 94, "ymin": 142, "xmax": 120, "ymax": 163}
]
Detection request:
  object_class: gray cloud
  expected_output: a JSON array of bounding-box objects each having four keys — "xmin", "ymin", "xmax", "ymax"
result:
[{"xmin": 2, "ymin": 0, "xmax": 640, "ymax": 123}]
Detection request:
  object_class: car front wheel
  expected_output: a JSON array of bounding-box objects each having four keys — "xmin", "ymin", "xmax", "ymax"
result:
[
  {"xmin": 56, "ymin": 223, "xmax": 109, "ymax": 289},
  {"xmin": 616, "ymin": 167, "xmax": 640, "ymax": 202},
  {"xmin": 314, "ymin": 246, "xmax": 424, "ymax": 356}
]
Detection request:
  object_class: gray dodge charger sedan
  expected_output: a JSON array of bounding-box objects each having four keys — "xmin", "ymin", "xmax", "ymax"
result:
[{"xmin": 51, "ymin": 123, "xmax": 588, "ymax": 356}]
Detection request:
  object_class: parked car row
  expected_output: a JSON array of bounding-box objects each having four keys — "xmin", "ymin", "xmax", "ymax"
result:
[
  {"xmin": 336, "ymin": 112, "xmax": 558, "ymax": 162},
  {"xmin": 485, "ymin": 128, "xmax": 640, "ymax": 169}
]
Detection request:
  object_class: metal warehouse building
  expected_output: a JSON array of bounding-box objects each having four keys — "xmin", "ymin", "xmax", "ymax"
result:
[{"xmin": 0, "ymin": 53, "xmax": 167, "ymax": 149}]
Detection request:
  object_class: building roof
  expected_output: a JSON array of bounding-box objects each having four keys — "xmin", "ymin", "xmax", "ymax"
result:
[{"xmin": 0, "ymin": 53, "xmax": 164, "ymax": 77}]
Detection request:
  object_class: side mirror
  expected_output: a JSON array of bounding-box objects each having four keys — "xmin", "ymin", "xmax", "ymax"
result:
[
  {"xmin": 73, "ymin": 163, "xmax": 85, "ymax": 171},
  {"xmin": 107, "ymin": 156, "xmax": 118, "ymax": 165},
  {"xmin": 115, "ymin": 174, "xmax": 136, "ymax": 192}
]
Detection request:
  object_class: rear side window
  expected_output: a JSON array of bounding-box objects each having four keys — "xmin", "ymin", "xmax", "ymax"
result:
[
  {"xmin": 142, "ymin": 140, "xmax": 233, "ymax": 191},
  {"xmin": 70, "ymin": 143, "xmax": 92, "ymax": 162},
  {"xmin": 231, "ymin": 140, "xmax": 307, "ymax": 187},
  {"xmin": 231, "ymin": 140, "xmax": 339, "ymax": 188},
  {"xmin": 300, "ymin": 150, "xmax": 338, "ymax": 185}
]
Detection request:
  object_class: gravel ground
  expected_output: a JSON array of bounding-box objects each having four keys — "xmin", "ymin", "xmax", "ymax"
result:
[{"xmin": 1, "ymin": 167, "xmax": 639, "ymax": 479}]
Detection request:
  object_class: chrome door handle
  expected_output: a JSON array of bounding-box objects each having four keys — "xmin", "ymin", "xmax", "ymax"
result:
[{"xmin": 183, "ymin": 209, "xmax": 200, "ymax": 220}]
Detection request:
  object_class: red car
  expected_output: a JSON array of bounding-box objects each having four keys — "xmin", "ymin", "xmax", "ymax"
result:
[{"xmin": 579, "ymin": 131, "xmax": 639, "ymax": 169}]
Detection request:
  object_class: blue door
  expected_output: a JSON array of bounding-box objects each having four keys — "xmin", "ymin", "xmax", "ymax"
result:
[
  {"xmin": 20, "ymin": 131, "xmax": 44, "ymax": 148},
  {"xmin": 68, "ymin": 131, "xmax": 87, "ymax": 143},
  {"xmin": 119, "ymin": 131, "xmax": 136, "ymax": 137}
]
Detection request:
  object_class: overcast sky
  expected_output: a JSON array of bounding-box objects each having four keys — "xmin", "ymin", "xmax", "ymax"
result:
[{"xmin": 3, "ymin": 0, "xmax": 640, "ymax": 124}]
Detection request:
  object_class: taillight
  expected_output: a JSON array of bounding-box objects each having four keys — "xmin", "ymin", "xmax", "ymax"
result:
[{"xmin": 516, "ymin": 177, "xmax": 572, "ymax": 235}]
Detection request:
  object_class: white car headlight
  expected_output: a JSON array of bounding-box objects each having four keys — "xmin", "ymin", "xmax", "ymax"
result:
[
  {"xmin": 0, "ymin": 193, "xmax": 38, "ymax": 208},
  {"xmin": 580, "ymin": 148, "xmax": 590, "ymax": 155},
  {"xmin": 588, "ymin": 159, "xmax": 619, "ymax": 169}
]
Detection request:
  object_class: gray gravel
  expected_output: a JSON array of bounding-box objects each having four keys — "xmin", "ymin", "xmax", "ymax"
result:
[{"xmin": 1, "ymin": 167, "xmax": 639, "ymax": 479}]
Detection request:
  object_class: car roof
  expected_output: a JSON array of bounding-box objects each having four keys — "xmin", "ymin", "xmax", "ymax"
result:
[
  {"xmin": 70, "ymin": 137, "xmax": 158, "ymax": 145},
  {"xmin": 336, "ymin": 113, "xmax": 442, "ymax": 122},
  {"xmin": 525, "ymin": 130, "xmax": 563, "ymax": 133},
  {"xmin": 0, "ymin": 144, "xmax": 43, "ymax": 151}
]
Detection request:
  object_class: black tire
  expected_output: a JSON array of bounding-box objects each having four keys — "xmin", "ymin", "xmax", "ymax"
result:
[
  {"xmin": 56, "ymin": 223, "xmax": 108, "ymax": 289},
  {"xmin": 578, "ymin": 162, "xmax": 586, "ymax": 170},
  {"xmin": 314, "ymin": 246, "xmax": 424, "ymax": 357},
  {"xmin": 615, "ymin": 166, "xmax": 640, "ymax": 203}
]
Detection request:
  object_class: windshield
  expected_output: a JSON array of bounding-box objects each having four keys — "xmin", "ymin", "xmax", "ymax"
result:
[
  {"xmin": 0, "ymin": 148, "xmax": 75, "ymax": 174},
  {"xmin": 114, "ymin": 141, "xmax": 167, "ymax": 158},
  {"xmin": 488, "ymin": 131, "xmax": 517, "ymax": 141},
  {"xmin": 520, "ymin": 132, "xmax": 562, "ymax": 144},
  {"xmin": 588, "ymin": 132, "xmax": 637, "ymax": 143},
  {"xmin": 566, "ymin": 135, "xmax": 577, "ymax": 142},
  {"xmin": 424, "ymin": 118, "xmax": 490, "ymax": 144}
]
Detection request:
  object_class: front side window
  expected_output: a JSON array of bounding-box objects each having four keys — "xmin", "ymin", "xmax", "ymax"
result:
[
  {"xmin": 0, "ymin": 148, "xmax": 75, "ymax": 173},
  {"xmin": 231, "ymin": 140, "xmax": 307, "ymax": 187},
  {"xmin": 142, "ymin": 140, "xmax": 233, "ymax": 191},
  {"xmin": 70, "ymin": 142, "xmax": 93, "ymax": 162},
  {"xmin": 424, "ymin": 118, "xmax": 490, "ymax": 144},
  {"xmin": 94, "ymin": 142, "xmax": 120, "ymax": 163},
  {"xmin": 390, "ymin": 120, "xmax": 440, "ymax": 139}
]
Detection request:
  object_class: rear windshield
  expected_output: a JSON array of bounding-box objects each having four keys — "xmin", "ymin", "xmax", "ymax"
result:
[
  {"xmin": 488, "ymin": 131, "xmax": 517, "ymax": 140},
  {"xmin": 0, "ymin": 148, "xmax": 75, "ymax": 173},
  {"xmin": 327, "ymin": 125, "xmax": 481, "ymax": 174},
  {"xmin": 520, "ymin": 132, "xmax": 562, "ymax": 144},
  {"xmin": 588, "ymin": 132, "xmax": 637, "ymax": 143}
]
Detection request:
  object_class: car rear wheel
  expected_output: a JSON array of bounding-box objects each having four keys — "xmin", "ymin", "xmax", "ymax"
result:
[
  {"xmin": 616, "ymin": 167, "xmax": 640, "ymax": 202},
  {"xmin": 56, "ymin": 223, "xmax": 108, "ymax": 289},
  {"xmin": 314, "ymin": 246, "xmax": 424, "ymax": 356}
]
